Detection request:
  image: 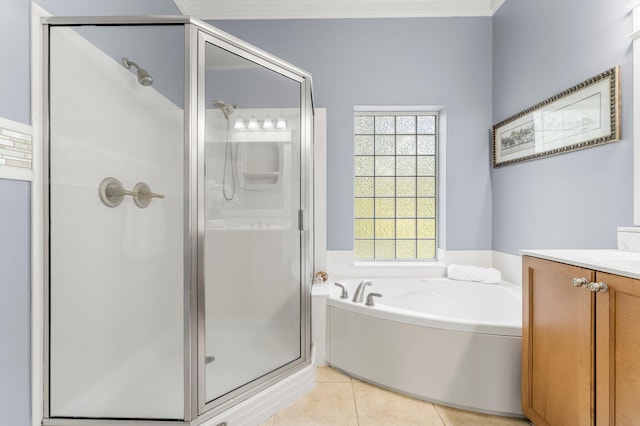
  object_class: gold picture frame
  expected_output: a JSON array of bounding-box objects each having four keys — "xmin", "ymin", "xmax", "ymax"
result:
[{"xmin": 492, "ymin": 66, "xmax": 620, "ymax": 167}]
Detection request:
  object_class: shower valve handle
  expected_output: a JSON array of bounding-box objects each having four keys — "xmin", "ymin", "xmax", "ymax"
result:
[
  {"xmin": 133, "ymin": 182, "xmax": 164, "ymax": 208},
  {"xmin": 107, "ymin": 186, "xmax": 136, "ymax": 198},
  {"xmin": 99, "ymin": 177, "xmax": 164, "ymax": 209}
]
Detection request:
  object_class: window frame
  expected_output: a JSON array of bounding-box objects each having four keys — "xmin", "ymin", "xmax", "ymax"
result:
[{"xmin": 353, "ymin": 109, "xmax": 439, "ymax": 262}]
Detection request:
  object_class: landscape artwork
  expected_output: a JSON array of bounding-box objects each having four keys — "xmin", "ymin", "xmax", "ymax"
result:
[{"xmin": 492, "ymin": 66, "xmax": 619, "ymax": 167}]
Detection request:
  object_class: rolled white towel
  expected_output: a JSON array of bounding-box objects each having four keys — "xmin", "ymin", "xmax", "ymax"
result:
[{"xmin": 447, "ymin": 264, "xmax": 502, "ymax": 284}]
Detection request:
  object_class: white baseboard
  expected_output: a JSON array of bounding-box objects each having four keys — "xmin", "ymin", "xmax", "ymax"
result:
[{"xmin": 445, "ymin": 250, "xmax": 493, "ymax": 268}]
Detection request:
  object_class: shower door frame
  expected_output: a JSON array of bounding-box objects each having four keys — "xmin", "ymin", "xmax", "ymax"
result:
[
  {"xmin": 193, "ymin": 23, "xmax": 314, "ymax": 421},
  {"xmin": 41, "ymin": 16, "xmax": 314, "ymax": 426}
]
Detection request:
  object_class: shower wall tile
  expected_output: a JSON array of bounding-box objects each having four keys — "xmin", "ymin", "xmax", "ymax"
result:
[{"xmin": 0, "ymin": 117, "xmax": 32, "ymax": 170}]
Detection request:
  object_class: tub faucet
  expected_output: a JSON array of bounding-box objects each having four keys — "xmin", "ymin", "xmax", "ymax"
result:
[
  {"xmin": 352, "ymin": 280, "xmax": 372, "ymax": 303},
  {"xmin": 365, "ymin": 293, "xmax": 383, "ymax": 306},
  {"xmin": 334, "ymin": 282, "xmax": 349, "ymax": 299}
]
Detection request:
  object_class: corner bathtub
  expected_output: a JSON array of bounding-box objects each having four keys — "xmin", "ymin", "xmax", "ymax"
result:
[{"xmin": 326, "ymin": 277, "xmax": 523, "ymax": 417}]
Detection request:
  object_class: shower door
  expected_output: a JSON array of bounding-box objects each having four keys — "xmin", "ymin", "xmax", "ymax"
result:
[
  {"xmin": 47, "ymin": 23, "xmax": 186, "ymax": 420},
  {"xmin": 198, "ymin": 32, "xmax": 309, "ymax": 411}
]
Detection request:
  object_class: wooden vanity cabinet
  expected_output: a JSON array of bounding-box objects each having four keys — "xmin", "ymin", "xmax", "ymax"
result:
[{"xmin": 522, "ymin": 256, "xmax": 640, "ymax": 426}]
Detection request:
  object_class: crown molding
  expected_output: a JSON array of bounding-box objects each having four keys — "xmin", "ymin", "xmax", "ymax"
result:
[
  {"xmin": 172, "ymin": 0, "xmax": 189, "ymax": 14},
  {"xmin": 491, "ymin": 0, "xmax": 507, "ymax": 14},
  {"xmin": 173, "ymin": 0, "xmax": 502, "ymax": 20}
]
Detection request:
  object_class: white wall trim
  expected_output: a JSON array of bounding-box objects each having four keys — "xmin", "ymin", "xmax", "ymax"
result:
[
  {"xmin": 0, "ymin": 116, "xmax": 31, "ymax": 134},
  {"xmin": 326, "ymin": 249, "xmax": 493, "ymax": 279},
  {"xmin": 176, "ymin": 0, "xmax": 498, "ymax": 19},
  {"xmin": 438, "ymin": 109, "xmax": 447, "ymax": 250},
  {"xmin": 631, "ymin": 2, "xmax": 640, "ymax": 225},
  {"xmin": 311, "ymin": 286, "xmax": 329, "ymax": 367},
  {"xmin": 172, "ymin": 0, "xmax": 189, "ymax": 14},
  {"xmin": 0, "ymin": 166, "xmax": 33, "ymax": 181},
  {"xmin": 491, "ymin": 250, "xmax": 522, "ymax": 286},
  {"xmin": 490, "ymin": 0, "xmax": 507, "ymax": 14},
  {"xmin": 31, "ymin": 4, "xmax": 49, "ymax": 426},
  {"xmin": 325, "ymin": 249, "xmax": 522, "ymax": 284},
  {"xmin": 313, "ymin": 109, "xmax": 327, "ymax": 272}
]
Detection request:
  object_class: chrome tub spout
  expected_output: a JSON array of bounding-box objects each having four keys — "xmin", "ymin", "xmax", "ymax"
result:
[{"xmin": 352, "ymin": 280, "xmax": 372, "ymax": 303}]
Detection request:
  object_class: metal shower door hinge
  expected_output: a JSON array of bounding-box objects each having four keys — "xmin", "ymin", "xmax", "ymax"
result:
[{"xmin": 298, "ymin": 209, "xmax": 304, "ymax": 231}]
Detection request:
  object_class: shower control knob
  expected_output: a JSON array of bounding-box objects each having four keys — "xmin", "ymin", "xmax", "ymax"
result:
[
  {"xmin": 98, "ymin": 177, "xmax": 165, "ymax": 209},
  {"xmin": 99, "ymin": 177, "xmax": 129, "ymax": 207},
  {"xmin": 133, "ymin": 182, "xmax": 164, "ymax": 208}
]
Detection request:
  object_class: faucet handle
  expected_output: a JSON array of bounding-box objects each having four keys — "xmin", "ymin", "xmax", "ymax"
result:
[
  {"xmin": 365, "ymin": 293, "xmax": 383, "ymax": 306},
  {"xmin": 334, "ymin": 282, "xmax": 349, "ymax": 299}
]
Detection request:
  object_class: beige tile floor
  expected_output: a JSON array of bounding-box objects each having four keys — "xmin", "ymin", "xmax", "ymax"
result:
[{"xmin": 260, "ymin": 367, "xmax": 531, "ymax": 426}]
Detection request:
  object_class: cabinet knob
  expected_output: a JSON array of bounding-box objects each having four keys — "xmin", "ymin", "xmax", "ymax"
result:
[
  {"xmin": 587, "ymin": 281, "xmax": 608, "ymax": 293},
  {"xmin": 572, "ymin": 277, "xmax": 589, "ymax": 287}
]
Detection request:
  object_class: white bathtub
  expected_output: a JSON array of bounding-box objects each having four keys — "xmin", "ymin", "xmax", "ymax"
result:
[{"xmin": 326, "ymin": 277, "xmax": 523, "ymax": 417}]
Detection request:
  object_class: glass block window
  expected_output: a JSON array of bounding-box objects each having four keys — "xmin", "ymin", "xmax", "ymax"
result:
[{"xmin": 354, "ymin": 112, "xmax": 437, "ymax": 260}]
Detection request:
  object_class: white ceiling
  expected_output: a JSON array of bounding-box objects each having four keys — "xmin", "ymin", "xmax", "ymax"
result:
[{"xmin": 173, "ymin": 0, "xmax": 507, "ymax": 20}]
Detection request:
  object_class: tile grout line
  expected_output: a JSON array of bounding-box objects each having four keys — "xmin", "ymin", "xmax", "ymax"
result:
[
  {"xmin": 433, "ymin": 403, "xmax": 447, "ymax": 426},
  {"xmin": 351, "ymin": 378, "xmax": 361, "ymax": 426}
]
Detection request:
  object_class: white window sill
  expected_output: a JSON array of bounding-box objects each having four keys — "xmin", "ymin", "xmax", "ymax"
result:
[{"xmin": 350, "ymin": 261, "xmax": 446, "ymax": 269}]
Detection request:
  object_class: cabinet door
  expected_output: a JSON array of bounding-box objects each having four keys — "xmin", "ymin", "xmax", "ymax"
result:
[
  {"xmin": 595, "ymin": 272, "xmax": 640, "ymax": 425},
  {"xmin": 522, "ymin": 256, "xmax": 595, "ymax": 426}
]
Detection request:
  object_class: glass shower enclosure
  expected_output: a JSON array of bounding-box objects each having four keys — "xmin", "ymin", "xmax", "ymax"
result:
[{"xmin": 43, "ymin": 16, "xmax": 313, "ymax": 425}]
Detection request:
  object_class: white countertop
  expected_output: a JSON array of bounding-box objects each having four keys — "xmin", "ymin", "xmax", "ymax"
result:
[{"xmin": 521, "ymin": 249, "xmax": 640, "ymax": 280}]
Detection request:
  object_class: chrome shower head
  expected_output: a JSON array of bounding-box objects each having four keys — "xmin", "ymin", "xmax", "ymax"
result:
[
  {"xmin": 212, "ymin": 100, "xmax": 236, "ymax": 120},
  {"xmin": 122, "ymin": 57, "xmax": 153, "ymax": 86}
]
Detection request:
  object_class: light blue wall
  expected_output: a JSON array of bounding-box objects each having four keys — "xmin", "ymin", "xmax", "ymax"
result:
[
  {"xmin": 0, "ymin": 179, "xmax": 31, "ymax": 426},
  {"xmin": 0, "ymin": 1, "xmax": 180, "ymax": 424},
  {"xmin": 1, "ymin": 0, "xmax": 31, "ymax": 124},
  {"xmin": 210, "ymin": 18, "xmax": 494, "ymax": 250},
  {"xmin": 39, "ymin": 0, "xmax": 184, "ymax": 107},
  {"xmin": 35, "ymin": 0, "xmax": 180, "ymax": 16},
  {"xmin": 492, "ymin": 0, "xmax": 633, "ymax": 255},
  {"xmin": 1, "ymin": 2, "xmax": 38, "ymax": 424},
  {"xmin": 54, "ymin": 25, "xmax": 186, "ymax": 107}
]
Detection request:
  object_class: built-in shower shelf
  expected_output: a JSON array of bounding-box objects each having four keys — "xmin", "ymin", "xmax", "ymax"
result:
[
  {"xmin": 242, "ymin": 171, "xmax": 280, "ymax": 185},
  {"xmin": 242, "ymin": 171, "xmax": 279, "ymax": 178}
]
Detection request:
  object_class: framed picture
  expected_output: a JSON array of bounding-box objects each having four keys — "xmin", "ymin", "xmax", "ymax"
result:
[{"xmin": 492, "ymin": 66, "xmax": 620, "ymax": 167}]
